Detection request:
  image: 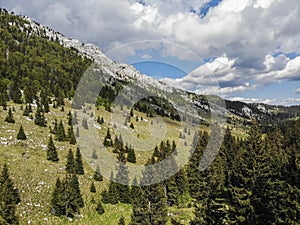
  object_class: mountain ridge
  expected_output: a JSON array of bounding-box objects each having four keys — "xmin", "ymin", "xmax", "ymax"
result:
[{"xmin": 1, "ymin": 8, "xmax": 300, "ymax": 125}]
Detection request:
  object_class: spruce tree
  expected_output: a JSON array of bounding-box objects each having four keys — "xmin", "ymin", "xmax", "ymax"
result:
[
  {"xmin": 103, "ymin": 128, "xmax": 112, "ymax": 147},
  {"xmin": 69, "ymin": 126, "xmax": 77, "ymax": 145},
  {"xmin": 127, "ymin": 147, "xmax": 136, "ymax": 163},
  {"xmin": 4, "ymin": 108, "xmax": 15, "ymax": 123},
  {"xmin": 82, "ymin": 117, "xmax": 88, "ymax": 130},
  {"xmin": 93, "ymin": 165, "xmax": 103, "ymax": 182},
  {"xmin": 0, "ymin": 164, "xmax": 21, "ymax": 225},
  {"xmin": 17, "ymin": 125, "xmax": 27, "ymax": 140},
  {"xmin": 96, "ymin": 201, "xmax": 105, "ymax": 215},
  {"xmin": 75, "ymin": 147, "xmax": 84, "ymax": 175},
  {"xmin": 131, "ymin": 158, "xmax": 168, "ymax": 225},
  {"xmin": 50, "ymin": 178, "xmax": 64, "ymax": 216},
  {"xmin": 47, "ymin": 136, "xmax": 59, "ymax": 162},
  {"xmin": 23, "ymin": 104, "xmax": 30, "ymax": 116},
  {"xmin": 90, "ymin": 182, "xmax": 96, "ymax": 193},
  {"xmin": 57, "ymin": 120, "xmax": 66, "ymax": 141},
  {"xmin": 65, "ymin": 149, "xmax": 75, "ymax": 174},
  {"xmin": 34, "ymin": 105, "xmax": 46, "ymax": 127}
]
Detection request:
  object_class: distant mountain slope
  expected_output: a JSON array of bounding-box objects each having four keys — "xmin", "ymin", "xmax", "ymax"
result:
[{"xmin": 1, "ymin": 8, "xmax": 299, "ymax": 127}]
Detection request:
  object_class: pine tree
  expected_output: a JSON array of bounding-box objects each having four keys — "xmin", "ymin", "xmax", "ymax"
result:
[
  {"xmin": 34, "ymin": 105, "xmax": 46, "ymax": 127},
  {"xmin": 17, "ymin": 125, "xmax": 27, "ymax": 140},
  {"xmin": 69, "ymin": 126, "xmax": 77, "ymax": 145},
  {"xmin": 96, "ymin": 201, "xmax": 105, "ymax": 215},
  {"xmin": 23, "ymin": 104, "xmax": 30, "ymax": 116},
  {"xmin": 4, "ymin": 108, "xmax": 15, "ymax": 123},
  {"xmin": 47, "ymin": 136, "xmax": 59, "ymax": 162},
  {"xmin": 82, "ymin": 117, "xmax": 88, "ymax": 129},
  {"xmin": 93, "ymin": 165, "xmax": 103, "ymax": 182},
  {"xmin": 57, "ymin": 120, "xmax": 66, "ymax": 141},
  {"xmin": 127, "ymin": 147, "xmax": 136, "ymax": 163},
  {"xmin": 131, "ymin": 159, "xmax": 168, "ymax": 225},
  {"xmin": 101, "ymin": 173, "xmax": 118, "ymax": 204},
  {"xmin": 67, "ymin": 111, "xmax": 73, "ymax": 126},
  {"xmin": 115, "ymin": 155, "xmax": 131, "ymax": 203},
  {"xmin": 50, "ymin": 174, "xmax": 84, "ymax": 217},
  {"xmin": 103, "ymin": 128, "xmax": 112, "ymax": 147},
  {"xmin": 0, "ymin": 164, "xmax": 21, "ymax": 225},
  {"xmin": 90, "ymin": 182, "xmax": 96, "ymax": 193},
  {"xmin": 50, "ymin": 178, "xmax": 64, "ymax": 216},
  {"xmin": 52, "ymin": 119, "xmax": 58, "ymax": 134},
  {"xmin": 65, "ymin": 149, "xmax": 75, "ymax": 174},
  {"xmin": 75, "ymin": 147, "xmax": 84, "ymax": 175}
]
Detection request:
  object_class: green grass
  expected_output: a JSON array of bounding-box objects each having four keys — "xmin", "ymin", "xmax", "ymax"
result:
[{"xmin": 0, "ymin": 100, "xmax": 247, "ymax": 224}]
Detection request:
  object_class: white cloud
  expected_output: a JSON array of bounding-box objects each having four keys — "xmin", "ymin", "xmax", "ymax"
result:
[
  {"xmin": 141, "ymin": 54, "xmax": 152, "ymax": 59},
  {"xmin": 294, "ymin": 88, "xmax": 300, "ymax": 94}
]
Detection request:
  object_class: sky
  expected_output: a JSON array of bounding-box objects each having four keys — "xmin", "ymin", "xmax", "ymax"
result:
[{"xmin": 1, "ymin": 0, "xmax": 300, "ymax": 105}]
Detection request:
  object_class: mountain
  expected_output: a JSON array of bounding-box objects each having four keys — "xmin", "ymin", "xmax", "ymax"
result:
[{"xmin": 1, "ymin": 7, "xmax": 300, "ymax": 129}]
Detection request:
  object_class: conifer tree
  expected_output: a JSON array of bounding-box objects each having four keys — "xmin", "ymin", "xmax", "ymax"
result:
[
  {"xmin": 67, "ymin": 111, "xmax": 73, "ymax": 126},
  {"xmin": 34, "ymin": 105, "xmax": 46, "ymax": 127},
  {"xmin": 127, "ymin": 147, "xmax": 136, "ymax": 163},
  {"xmin": 69, "ymin": 126, "xmax": 77, "ymax": 145},
  {"xmin": 82, "ymin": 117, "xmax": 88, "ymax": 130},
  {"xmin": 90, "ymin": 182, "xmax": 96, "ymax": 193},
  {"xmin": 115, "ymin": 151, "xmax": 131, "ymax": 203},
  {"xmin": 17, "ymin": 124, "xmax": 27, "ymax": 140},
  {"xmin": 65, "ymin": 149, "xmax": 75, "ymax": 174},
  {"xmin": 131, "ymin": 158, "xmax": 168, "ymax": 225},
  {"xmin": 57, "ymin": 120, "xmax": 66, "ymax": 141},
  {"xmin": 103, "ymin": 128, "xmax": 112, "ymax": 147},
  {"xmin": 101, "ymin": 173, "xmax": 118, "ymax": 204},
  {"xmin": 47, "ymin": 136, "xmax": 59, "ymax": 162},
  {"xmin": 4, "ymin": 108, "xmax": 15, "ymax": 123},
  {"xmin": 0, "ymin": 164, "xmax": 21, "ymax": 225},
  {"xmin": 50, "ymin": 174, "xmax": 84, "ymax": 217},
  {"xmin": 96, "ymin": 201, "xmax": 105, "ymax": 215},
  {"xmin": 50, "ymin": 178, "xmax": 64, "ymax": 216},
  {"xmin": 23, "ymin": 104, "xmax": 30, "ymax": 116},
  {"xmin": 75, "ymin": 147, "xmax": 84, "ymax": 175},
  {"xmin": 52, "ymin": 119, "xmax": 58, "ymax": 134},
  {"xmin": 93, "ymin": 165, "xmax": 103, "ymax": 182}
]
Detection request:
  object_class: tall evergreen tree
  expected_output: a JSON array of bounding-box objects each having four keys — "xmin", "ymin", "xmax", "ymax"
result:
[
  {"xmin": 68, "ymin": 126, "xmax": 77, "ymax": 145},
  {"xmin": 75, "ymin": 147, "xmax": 84, "ymax": 175},
  {"xmin": 131, "ymin": 158, "xmax": 168, "ymax": 225},
  {"xmin": 17, "ymin": 124, "xmax": 27, "ymax": 140},
  {"xmin": 46, "ymin": 136, "xmax": 59, "ymax": 162},
  {"xmin": 127, "ymin": 147, "xmax": 136, "ymax": 163},
  {"xmin": 96, "ymin": 201, "xmax": 105, "ymax": 215},
  {"xmin": 57, "ymin": 120, "xmax": 66, "ymax": 141},
  {"xmin": 93, "ymin": 165, "xmax": 103, "ymax": 182},
  {"xmin": 34, "ymin": 105, "xmax": 46, "ymax": 127},
  {"xmin": 0, "ymin": 164, "xmax": 21, "ymax": 225},
  {"xmin": 90, "ymin": 182, "xmax": 96, "ymax": 193},
  {"xmin": 4, "ymin": 108, "xmax": 15, "ymax": 123},
  {"xmin": 65, "ymin": 149, "xmax": 75, "ymax": 174}
]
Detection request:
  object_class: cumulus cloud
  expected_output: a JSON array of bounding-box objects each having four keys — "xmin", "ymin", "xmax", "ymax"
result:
[
  {"xmin": 294, "ymin": 88, "xmax": 300, "ymax": 94},
  {"xmin": 2, "ymin": 0, "xmax": 300, "ymax": 104}
]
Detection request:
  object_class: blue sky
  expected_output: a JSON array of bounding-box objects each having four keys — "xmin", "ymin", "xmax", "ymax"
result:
[{"xmin": 2, "ymin": 0, "xmax": 300, "ymax": 105}]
